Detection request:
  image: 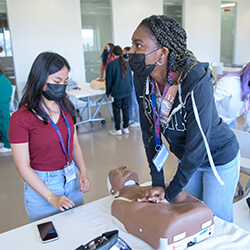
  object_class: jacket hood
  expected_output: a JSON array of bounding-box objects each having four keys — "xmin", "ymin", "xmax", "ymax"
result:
[{"xmin": 179, "ymin": 60, "xmax": 211, "ymax": 102}]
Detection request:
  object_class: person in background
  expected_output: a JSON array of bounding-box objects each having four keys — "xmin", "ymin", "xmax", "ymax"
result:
[
  {"xmin": 123, "ymin": 46, "xmax": 140, "ymax": 128},
  {"xmin": 106, "ymin": 46, "xmax": 132, "ymax": 135},
  {"xmin": 214, "ymin": 62, "xmax": 250, "ymax": 131},
  {"xmin": 0, "ymin": 66, "xmax": 12, "ymax": 153},
  {"xmin": 98, "ymin": 43, "xmax": 114, "ymax": 81},
  {"xmin": 129, "ymin": 15, "xmax": 239, "ymax": 222},
  {"xmin": 9, "ymin": 52, "xmax": 91, "ymax": 222}
]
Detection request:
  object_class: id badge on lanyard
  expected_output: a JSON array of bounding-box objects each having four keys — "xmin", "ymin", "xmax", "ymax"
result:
[
  {"xmin": 64, "ymin": 161, "xmax": 76, "ymax": 183},
  {"xmin": 151, "ymin": 71, "xmax": 174, "ymax": 172},
  {"xmin": 152, "ymin": 144, "xmax": 169, "ymax": 172}
]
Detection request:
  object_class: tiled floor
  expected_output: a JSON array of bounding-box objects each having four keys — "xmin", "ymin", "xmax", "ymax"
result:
[{"xmin": 0, "ymin": 105, "xmax": 248, "ymax": 234}]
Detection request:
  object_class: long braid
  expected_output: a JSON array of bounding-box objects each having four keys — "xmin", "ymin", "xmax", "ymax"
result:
[{"xmin": 140, "ymin": 15, "xmax": 197, "ymax": 85}]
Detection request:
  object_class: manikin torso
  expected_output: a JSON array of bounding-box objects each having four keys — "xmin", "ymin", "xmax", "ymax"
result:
[{"xmin": 111, "ymin": 184, "xmax": 214, "ymax": 249}]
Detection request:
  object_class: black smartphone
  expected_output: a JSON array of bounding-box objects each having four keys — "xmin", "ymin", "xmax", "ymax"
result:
[{"xmin": 37, "ymin": 221, "xmax": 59, "ymax": 243}]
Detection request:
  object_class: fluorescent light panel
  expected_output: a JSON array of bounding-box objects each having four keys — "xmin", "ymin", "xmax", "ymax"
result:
[{"xmin": 221, "ymin": 3, "xmax": 236, "ymax": 8}]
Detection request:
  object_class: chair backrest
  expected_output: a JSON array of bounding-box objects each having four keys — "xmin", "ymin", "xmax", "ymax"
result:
[
  {"xmin": 232, "ymin": 129, "xmax": 250, "ymax": 159},
  {"xmin": 10, "ymin": 85, "xmax": 19, "ymax": 114},
  {"xmin": 10, "ymin": 85, "xmax": 16, "ymax": 107}
]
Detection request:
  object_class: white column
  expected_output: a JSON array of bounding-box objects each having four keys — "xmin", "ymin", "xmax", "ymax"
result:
[
  {"xmin": 111, "ymin": 0, "xmax": 163, "ymax": 49},
  {"xmin": 6, "ymin": 0, "xmax": 85, "ymax": 100},
  {"xmin": 183, "ymin": 0, "xmax": 221, "ymax": 64}
]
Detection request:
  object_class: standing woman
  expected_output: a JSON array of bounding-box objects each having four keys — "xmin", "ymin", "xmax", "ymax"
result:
[
  {"xmin": 0, "ymin": 67, "xmax": 12, "ymax": 153},
  {"xmin": 106, "ymin": 45, "xmax": 132, "ymax": 135},
  {"xmin": 98, "ymin": 43, "xmax": 114, "ymax": 81},
  {"xmin": 9, "ymin": 52, "xmax": 91, "ymax": 222},
  {"xmin": 123, "ymin": 46, "xmax": 140, "ymax": 128},
  {"xmin": 214, "ymin": 62, "xmax": 250, "ymax": 130},
  {"xmin": 129, "ymin": 15, "xmax": 239, "ymax": 222}
]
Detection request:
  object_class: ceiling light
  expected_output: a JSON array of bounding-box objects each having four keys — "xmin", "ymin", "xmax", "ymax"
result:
[{"xmin": 221, "ymin": 3, "xmax": 236, "ymax": 8}]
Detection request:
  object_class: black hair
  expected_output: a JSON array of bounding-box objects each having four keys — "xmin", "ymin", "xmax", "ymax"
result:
[
  {"xmin": 19, "ymin": 52, "xmax": 76, "ymax": 124},
  {"xmin": 123, "ymin": 46, "xmax": 131, "ymax": 52},
  {"xmin": 112, "ymin": 45, "xmax": 128, "ymax": 80},
  {"xmin": 139, "ymin": 15, "xmax": 197, "ymax": 85}
]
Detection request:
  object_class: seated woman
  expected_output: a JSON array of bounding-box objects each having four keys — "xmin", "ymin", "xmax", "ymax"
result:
[{"xmin": 108, "ymin": 166, "xmax": 214, "ymax": 250}]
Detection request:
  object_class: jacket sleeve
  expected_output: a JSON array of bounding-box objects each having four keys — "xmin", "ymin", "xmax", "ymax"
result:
[
  {"xmin": 105, "ymin": 63, "xmax": 112, "ymax": 96},
  {"xmin": 133, "ymin": 74, "xmax": 165, "ymax": 188},
  {"xmin": 165, "ymin": 76, "xmax": 214, "ymax": 202},
  {"xmin": 214, "ymin": 76, "xmax": 231, "ymax": 102}
]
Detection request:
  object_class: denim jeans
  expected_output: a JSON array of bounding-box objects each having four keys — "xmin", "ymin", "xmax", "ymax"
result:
[
  {"xmin": 228, "ymin": 119, "xmax": 237, "ymax": 129},
  {"xmin": 184, "ymin": 150, "xmax": 240, "ymax": 222},
  {"xmin": 24, "ymin": 162, "xmax": 83, "ymax": 222},
  {"xmin": 129, "ymin": 83, "xmax": 140, "ymax": 123}
]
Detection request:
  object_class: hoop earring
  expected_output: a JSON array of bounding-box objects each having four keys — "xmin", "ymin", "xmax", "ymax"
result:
[{"xmin": 157, "ymin": 58, "xmax": 164, "ymax": 66}]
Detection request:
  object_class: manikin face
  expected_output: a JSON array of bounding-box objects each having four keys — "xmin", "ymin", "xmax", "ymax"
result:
[{"xmin": 108, "ymin": 166, "xmax": 139, "ymax": 195}]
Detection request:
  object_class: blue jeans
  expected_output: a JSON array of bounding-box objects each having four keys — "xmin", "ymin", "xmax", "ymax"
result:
[
  {"xmin": 24, "ymin": 162, "xmax": 84, "ymax": 222},
  {"xmin": 129, "ymin": 82, "xmax": 140, "ymax": 123},
  {"xmin": 228, "ymin": 119, "xmax": 237, "ymax": 129},
  {"xmin": 184, "ymin": 150, "xmax": 240, "ymax": 222}
]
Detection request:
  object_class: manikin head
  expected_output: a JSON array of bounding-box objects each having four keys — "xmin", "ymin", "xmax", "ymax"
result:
[{"xmin": 107, "ymin": 166, "xmax": 139, "ymax": 197}]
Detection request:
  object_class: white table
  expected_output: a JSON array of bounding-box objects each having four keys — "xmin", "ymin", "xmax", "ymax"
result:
[
  {"xmin": 67, "ymin": 82, "xmax": 113, "ymax": 126},
  {"xmin": 233, "ymin": 193, "xmax": 250, "ymax": 232},
  {"xmin": 223, "ymin": 66, "xmax": 242, "ymax": 73},
  {"xmin": 1, "ymin": 196, "xmax": 250, "ymax": 250}
]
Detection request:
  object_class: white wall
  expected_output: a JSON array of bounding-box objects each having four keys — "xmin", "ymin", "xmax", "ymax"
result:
[
  {"xmin": 6, "ymin": 0, "xmax": 85, "ymax": 100},
  {"xmin": 111, "ymin": 0, "xmax": 163, "ymax": 49},
  {"xmin": 235, "ymin": 0, "xmax": 250, "ymax": 64},
  {"xmin": 183, "ymin": 0, "xmax": 221, "ymax": 64}
]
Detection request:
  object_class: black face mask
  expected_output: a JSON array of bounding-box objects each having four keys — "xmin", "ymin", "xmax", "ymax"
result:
[
  {"xmin": 128, "ymin": 47, "xmax": 161, "ymax": 77},
  {"xmin": 123, "ymin": 53, "xmax": 128, "ymax": 59},
  {"xmin": 103, "ymin": 49, "xmax": 108, "ymax": 56},
  {"xmin": 42, "ymin": 83, "xmax": 66, "ymax": 101}
]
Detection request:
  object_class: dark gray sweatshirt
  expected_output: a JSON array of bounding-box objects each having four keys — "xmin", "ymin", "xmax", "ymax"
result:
[{"xmin": 134, "ymin": 60, "xmax": 239, "ymax": 202}]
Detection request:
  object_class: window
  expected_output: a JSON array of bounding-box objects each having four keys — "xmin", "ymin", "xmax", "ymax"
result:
[
  {"xmin": 163, "ymin": 0, "xmax": 183, "ymax": 26},
  {"xmin": 80, "ymin": 0, "xmax": 113, "ymax": 82},
  {"xmin": 82, "ymin": 28, "xmax": 96, "ymax": 52}
]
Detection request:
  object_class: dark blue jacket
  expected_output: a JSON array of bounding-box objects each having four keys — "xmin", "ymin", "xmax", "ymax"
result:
[
  {"xmin": 105, "ymin": 58, "xmax": 132, "ymax": 99},
  {"xmin": 134, "ymin": 60, "xmax": 239, "ymax": 202}
]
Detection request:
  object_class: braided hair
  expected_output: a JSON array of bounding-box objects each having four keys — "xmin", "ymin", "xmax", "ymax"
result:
[{"xmin": 139, "ymin": 15, "xmax": 197, "ymax": 85}]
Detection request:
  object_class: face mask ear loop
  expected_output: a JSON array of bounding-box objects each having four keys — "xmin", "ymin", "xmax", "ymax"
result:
[{"xmin": 145, "ymin": 47, "xmax": 161, "ymax": 57}]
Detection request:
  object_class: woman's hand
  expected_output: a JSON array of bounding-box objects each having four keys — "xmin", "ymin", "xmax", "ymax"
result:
[
  {"xmin": 79, "ymin": 172, "xmax": 91, "ymax": 193},
  {"xmin": 97, "ymin": 78, "xmax": 104, "ymax": 81},
  {"xmin": 137, "ymin": 186, "xmax": 166, "ymax": 203},
  {"xmin": 48, "ymin": 194, "xmax": 75, "ymax": 211}
]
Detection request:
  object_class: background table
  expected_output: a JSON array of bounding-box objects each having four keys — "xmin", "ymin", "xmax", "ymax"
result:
[
  {"xmin": 67, "ymin": 82, "xmax": 113, "ymax": 126},
  {"xmin": 233, "ymin": 193, "xmax": 250, "ymax": 232}
]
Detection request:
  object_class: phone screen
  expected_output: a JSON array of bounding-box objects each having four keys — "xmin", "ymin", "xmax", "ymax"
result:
[{"xmin": 37, "ymin": 221, "xmax": 59, "ymax": 243}]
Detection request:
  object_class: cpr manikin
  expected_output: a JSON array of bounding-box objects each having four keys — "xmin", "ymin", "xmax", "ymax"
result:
[{"xmin": 108, "ymin": 166, "xmax": 214, "ymax": 250}]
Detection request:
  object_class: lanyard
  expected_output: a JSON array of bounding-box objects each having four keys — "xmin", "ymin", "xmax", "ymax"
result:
[
  {"xmin": 151, "ymin": 70, "xmax": 175, "ymax": 149},
  {"xmin": 39, "ymin": 104, "xmax": 71, "ymax": 165}
]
